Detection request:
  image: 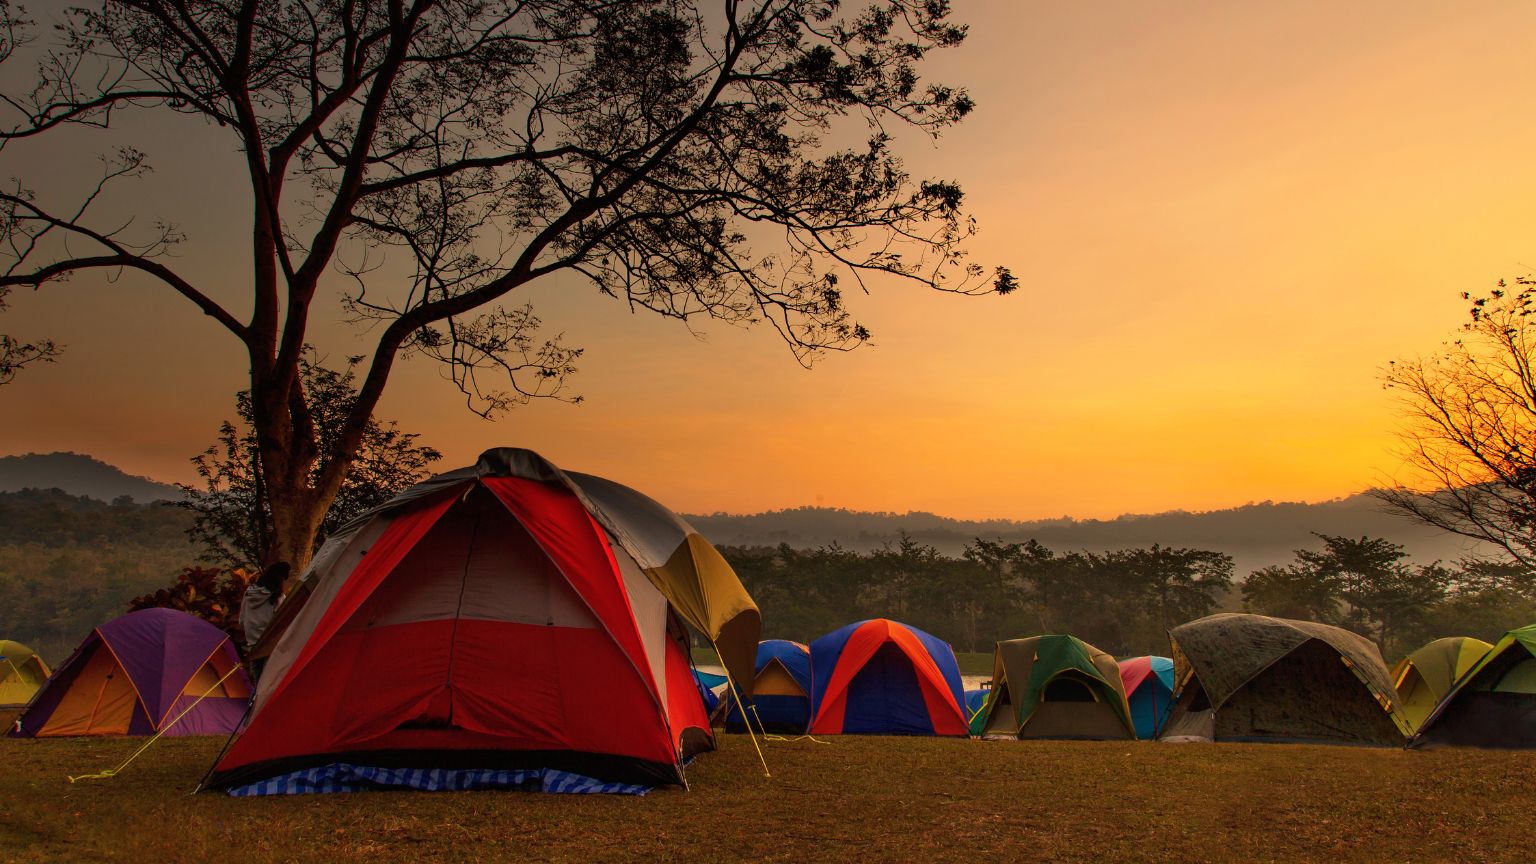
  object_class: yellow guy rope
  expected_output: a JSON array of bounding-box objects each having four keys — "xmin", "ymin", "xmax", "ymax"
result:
[
  {"xmin": 68, "ymin": 662, "xmax": 243, "ymax": 783},
  {"xmin": 754, "ymin": 704, "xmax": 830, "ymax": 744},
  {"xmin": 710, "ymin": 638, "xmax": 771, "ymax": 779}
]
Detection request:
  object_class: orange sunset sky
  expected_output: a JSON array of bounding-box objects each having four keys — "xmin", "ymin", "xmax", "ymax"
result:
[{"xmin": 2, "ymin": 1, "xmax": 1535, "ymax": 521}]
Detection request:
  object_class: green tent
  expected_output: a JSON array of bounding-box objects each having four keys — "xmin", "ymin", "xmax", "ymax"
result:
[
  {"xmin": 970, "ymin": 635, "xmax": 1135, "ymax": 740},
  {"xmin": 1392, "ymin": 636, "xmax": 1492, "ymax": 734},
  {"xmin": 0, "ymin": 640, "xmax": 50, "ymax": 709},
  {"xmin": 1160, "ymin": 613, "xmax": 1407, "ymax": 745},
  {"xmin": 1412, "ymin": 623, "xmax": 1536, "ymax": 749}
]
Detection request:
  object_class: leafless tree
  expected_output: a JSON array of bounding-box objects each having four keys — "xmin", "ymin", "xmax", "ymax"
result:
[
  {"xmin": 1379, "ymin": 282, "xmax": 1536, "ymax": 568},
  {"xmin": 0, "ymin": 0, "xmax": 1013, "ymax": 569}
]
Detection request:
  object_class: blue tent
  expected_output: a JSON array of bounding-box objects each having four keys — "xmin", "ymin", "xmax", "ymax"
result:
[
  {"xmin": 1120, "ymin": 655, "xmax": 1175, "ymax": 739},
  {"xmin": 963, "ymin": 688, "xmax": 990, "ymax": 722},
  {"xmin": 692, "ymin": 669, "xmax": 725, "ymax": 714},
  {"xmin": 725, "ymin": 640, "xmax": 813, "ymax": 734}
]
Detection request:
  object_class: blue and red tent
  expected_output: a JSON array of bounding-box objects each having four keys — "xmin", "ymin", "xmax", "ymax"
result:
[
  {"xmin": 725, "ymin": 640, "xmax": 812, "ymax": 734},
  {"xmin": 808, "ymin": 619, "xmax": 967, "ymax": 736}
]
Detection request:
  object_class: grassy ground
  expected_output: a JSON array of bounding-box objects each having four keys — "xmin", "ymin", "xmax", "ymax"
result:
[
  {"xmin": 2, "ymin": 707, "xmax": 1531, "ymax": 864},
  {"xmin": 953, "ymin": 652, "xmax": 992, "ymax": 677}
]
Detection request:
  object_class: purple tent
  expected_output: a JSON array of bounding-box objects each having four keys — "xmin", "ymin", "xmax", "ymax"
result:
[{"xmin": 13, "ymin": 608, "xmax": 251, "ymax": 737}]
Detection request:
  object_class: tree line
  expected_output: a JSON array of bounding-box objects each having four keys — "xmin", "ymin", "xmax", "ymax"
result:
[
  {"xmin": 723, "ymin": 533, "xmax": 1536, "ymax": 661},
  {"xmin": 0, "ymin": 490, "xmax": 198, "ymax": 661}
]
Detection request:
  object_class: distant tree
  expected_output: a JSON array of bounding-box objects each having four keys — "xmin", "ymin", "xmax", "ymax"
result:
[
  {"xmin": 1112, "ymin": 545, "xmax": 1232, "ymax": 626},
  {"xmin": 1242, "ymin": 564, "xmax": 1338, "ymax": 623},
  {"xmin": 127, "ymin": 565, "xmax": 253, "ymax": 645},
  {"xmin": 0, "ymin": 0, "xmax": 1013, "ymax": 571},
  {"xmin": 1393, "ymin": 584, "xmax": 1536, "ymax": 660},
  {"xmin": 181, "ymin": 350, "xmax": 440, "ymax": 570},
  {"xmin": 1245, "ymin": 533, "xmax": 1450, "ymax": 655},
  {"xmin": 867, "ymin": 532, "xmax": 945, "ymax": 623},
  {"xmin": 1007, "ymin": 539, "xmax": 1080, "ymax": 634},
  {"xmin": 1379, "ymin": 282, "xmax": 1536, "ymax": 568},
  {"xmin": 960, "ymin": 538, "xmax": 1030, "ymax": 650},
  {"xmin": 719, "ymin": 541, "xmax": 874, "ymax": 641},
  {"xmin": 1453, "ymin": 557, "xmax": 1536, "ymax": 596}
]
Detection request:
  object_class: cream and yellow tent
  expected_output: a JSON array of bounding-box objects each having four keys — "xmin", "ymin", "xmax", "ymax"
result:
[
  {"xmin": 1392, "ymin": 637, "xmax": 1493, "ymax": 734},
  {"xmin": 0, "ymin": 640, "xmax": 49, "ymax": 708}
]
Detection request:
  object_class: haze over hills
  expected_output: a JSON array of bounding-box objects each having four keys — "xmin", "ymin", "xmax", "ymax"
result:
[
  {"xmin": 0, "ymin": 451, "xmax": 1483, "ymax": 574},
  {"xmin": 687, "ymin": 495, "xmax": 1488, "ymax": 576},
  {"xmin": 0, "ymin": 452, "xmax": 183, "ymax": 503}
]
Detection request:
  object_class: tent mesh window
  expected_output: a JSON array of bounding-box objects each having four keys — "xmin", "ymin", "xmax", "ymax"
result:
[
  {"xmin": 1042, "ymin": 673, "xmax": 1099, "ymax": 703},
  {"xmin": 1490, "ymin": 656, "xmax": 1536, "ymax": 695}
]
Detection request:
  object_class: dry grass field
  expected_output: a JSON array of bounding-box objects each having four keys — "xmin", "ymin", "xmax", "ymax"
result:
[{"xmin": 2, "ymin": 707, "xmax": 1532, "ymax": 864}]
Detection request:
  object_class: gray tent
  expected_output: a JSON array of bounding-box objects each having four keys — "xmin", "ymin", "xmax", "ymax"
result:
[{"xmin": 1159, "ymin": 613, "xmax": 1408, "ymax": 745}]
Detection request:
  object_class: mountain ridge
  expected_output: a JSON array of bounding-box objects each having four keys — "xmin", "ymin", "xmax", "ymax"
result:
[
  {"xmin": 0, "ymin": 451, "xmax": 1480, "ymax": 573},
  {"xmin": 0, "ymin": 451, "xmax": 183, "ymax": 502},
  {"xmin": 682, "ymin": 494, "xmax": 1486, "ymax": 575}
]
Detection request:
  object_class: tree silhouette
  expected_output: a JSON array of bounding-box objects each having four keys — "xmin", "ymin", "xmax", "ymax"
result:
[
  {"xmin": 1379, "ymin": 283, "xmax": 1536, "ymax": 568},
  {"xmin": 0, "ymin": 0, "xmax": 1013, "ymax": 569}
]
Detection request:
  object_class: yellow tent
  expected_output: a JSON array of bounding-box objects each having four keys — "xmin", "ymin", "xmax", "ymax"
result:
[
  {"xmin": 0, "ymin": 640, "xmax": 50, "ymax": 708},
  {"xmin": 1393, "ymin": 636, "xmax": 1493, "ymax": 734}
]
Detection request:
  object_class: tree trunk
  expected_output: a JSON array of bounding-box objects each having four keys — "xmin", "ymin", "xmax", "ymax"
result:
[{"xmin": 264, "ymin": 475, "xmax": 326, "ymax": 576}]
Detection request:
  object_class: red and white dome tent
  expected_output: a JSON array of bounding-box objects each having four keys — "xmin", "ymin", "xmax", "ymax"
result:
[{"xmin": 205, "ymin": 448, "xmax": 760, "ymax": 795}]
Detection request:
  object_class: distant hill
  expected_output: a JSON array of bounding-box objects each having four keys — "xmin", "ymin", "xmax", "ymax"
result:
[
  {"xmin": 0, "ymin": 451, "xmax": 1487, "ymax": 575},
  {"xmin": 686, "ymin": 494, "xmax": 1490, "ymax": 575},
  {"xmin": 0, "ymin": 452, "xmax": 182, "ymax": 502}
]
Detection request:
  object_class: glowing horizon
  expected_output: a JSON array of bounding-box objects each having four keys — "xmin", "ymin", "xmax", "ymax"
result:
[{"xmin": 2, "ymin": 1, "xmax": 1532, "ymax": 522}]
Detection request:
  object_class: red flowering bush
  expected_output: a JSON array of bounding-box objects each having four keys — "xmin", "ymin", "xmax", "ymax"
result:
[{"xmin": 128, "ymin": 566, "xmax": 255, "ymax": 649}]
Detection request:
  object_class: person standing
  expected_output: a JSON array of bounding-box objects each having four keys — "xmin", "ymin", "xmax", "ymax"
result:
[{"xmin": 240, "ymin": 562, "xmax": 290, "ymax": 683}]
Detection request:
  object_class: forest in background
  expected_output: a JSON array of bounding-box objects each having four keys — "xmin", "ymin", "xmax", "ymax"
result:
[
  {"xmin": 723, "ymin": 537, "xmax": 1536, "ymax": 661},
  {"xmin": 691, "ymin": 494, "xmax": 1488, "ymax": 576},
  {"xmin": 5, "ymin": 484, "xmax": 1533, "ymax": 667},
  {"xmin": 0, "ymin": 489, "xmax": 197, "ymax": 660}
]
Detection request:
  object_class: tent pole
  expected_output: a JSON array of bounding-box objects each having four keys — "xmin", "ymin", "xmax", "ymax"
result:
[{"xmin": 710, "ymin": 638, "xmax": 770, "ymax": 779}]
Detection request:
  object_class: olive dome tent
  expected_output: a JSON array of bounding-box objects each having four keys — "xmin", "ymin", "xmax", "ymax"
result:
[
  {"xmin": 1392, "ymin": 636, "xmax": 1492, "ymax": 734},
  {"xmin": 1159, "ymin": 613, "xmax": 1407, "ymax": 745},
  {"xmin": 0, "ymin": 640, "xmax": 50, "ymax": 708},
  {"xmin": 206, "ymin": 448, "xmax": 760, "ymax": 795},
  {"xmin": 969, "ymin": 635, "xmax": 1134, "ymax": 740},
  {"xmin": 808, "ymin": 619, "xmax": 967, "ymax": 736},
  {"xmin": 1120, "ymin": 655, "xmax": 1175, "ymax": 740},
  {"xmin": 1412, "ymin": 624, "xmax": 1536, "ymax": 749},
  {"xmin": 12, "ymin": 609, "xmax": 249, "ymax": 737},
  {"xmin": 725, "ymin": 640, "xmax": 812, "ymax": 734}
]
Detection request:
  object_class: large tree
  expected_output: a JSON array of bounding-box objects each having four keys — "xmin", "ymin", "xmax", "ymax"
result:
[
  {"xmin": 1378, "ymin": 283, "xmax": 1536, "ymax": 568},
  {"xmin": 181, "ymin": 350, "xmax": 441, "ymax": 569},
  {"xmin": 0, "ymin": 0, "xmax": 1013, "ymax": 570}
]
